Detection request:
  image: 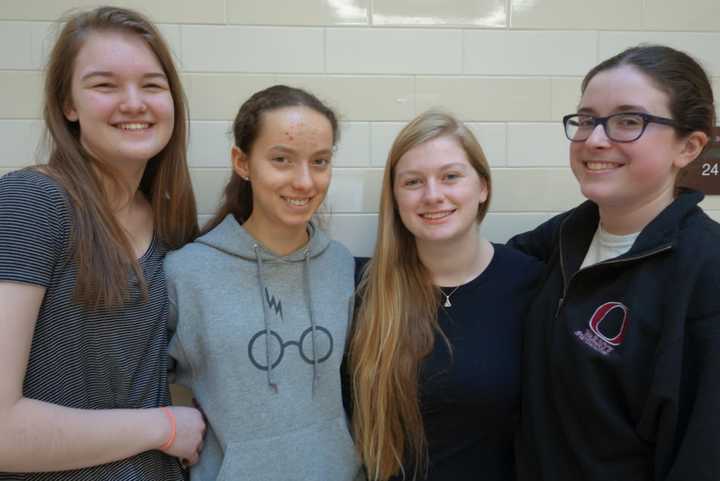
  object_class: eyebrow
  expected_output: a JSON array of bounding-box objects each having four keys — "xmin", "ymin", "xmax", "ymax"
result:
[
  {"xmin": 268, "ymin": 145, "xmax": 333, "ymax": 156},
  {"xmin": 576, "ymin": 104, "xmax": 649, "ymax": 115},
  {"xmin": 395, "ymin": 162, "xmax": 469, "ymax": 177},
  {"xmin": 80, "ymin": 71, "xmax": 168, "ymax": 82}
]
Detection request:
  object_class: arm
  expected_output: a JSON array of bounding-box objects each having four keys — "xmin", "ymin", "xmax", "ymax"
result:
[
  {"xmin": 506, "ymin": 214, "xmax": 564, "ymax": 262},
  {"xmin": 0, "ymin": 281, "xmax": 205, "ymax": 472}
]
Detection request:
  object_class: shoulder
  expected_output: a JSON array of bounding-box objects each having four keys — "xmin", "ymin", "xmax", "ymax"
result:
[
  {"xmin": 490, "ymin": 243, "xmax": 545, "ymax": 286},
  {"xmin": 0, "ymin": 169, "xmax": 68, "ymax": 207},
  {"xmin": 164, "ymin": 240, "xmax": 215, "ymax": 278},
  {"xmin": 324, "ymin": 239, "xmax": 354, "ymax": 264}
]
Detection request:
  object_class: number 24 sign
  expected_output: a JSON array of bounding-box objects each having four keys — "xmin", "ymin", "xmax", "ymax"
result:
[{"xmin": 679, "ymin": 126, "xmax": 720, "ymax": 195}]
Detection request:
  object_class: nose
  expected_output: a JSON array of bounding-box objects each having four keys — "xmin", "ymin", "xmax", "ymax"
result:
[
  {"xmin": 422, "ymin": 179, "xmax": 443, "ymax": 204},
  {"xmin": 291, "ymin": 163, "xmax": 314, "ymax": 191},
  {"xmin": 585, "ymin": 123, "xmax": 611, "ymax": 147},
  {"xmin": 119, "ymin": 86, "xmax": 147, "ymax": 114}
]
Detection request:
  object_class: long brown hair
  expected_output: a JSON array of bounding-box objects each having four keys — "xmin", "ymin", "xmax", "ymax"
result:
[
  {"xmin": 349, "ymin": 110, "xmax": 492, "ymax": 480},
  {"xmin": 42, "ymin": 6, "xmax": 197, "ymax": 309},
  {"xmin": 200, "ymin": 84, "xmax": 339, "ymax": 235}
]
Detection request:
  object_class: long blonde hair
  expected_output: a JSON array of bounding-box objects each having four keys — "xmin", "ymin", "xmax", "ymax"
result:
[
  {"xmin": 41, "ymin": 7, "xmax": 197, "ymax": 309},
  {"xmin": 349, "ymin": 110, "xmax": 492, "ymax": 480}
]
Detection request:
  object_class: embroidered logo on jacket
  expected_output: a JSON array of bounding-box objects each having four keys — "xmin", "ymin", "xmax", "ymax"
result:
[{"xmin": 574, "ymin": 301, "xmax": 629, "ymax": 356}]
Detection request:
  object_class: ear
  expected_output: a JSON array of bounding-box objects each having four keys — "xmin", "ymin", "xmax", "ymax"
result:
[
  {"xmin": 63, "ymin": 100, "xmax": 78, "ymax": 122},
  {"xmin": 674, "ymin": 131, "xmax": 709, "ymax": 169},
  {"xmin": 231, "ymin": 145, "xmax": 250, "ymax": 179},
  {"xmin": 477, "ymin": 176, "xmax": 489, "ymax": 204}
]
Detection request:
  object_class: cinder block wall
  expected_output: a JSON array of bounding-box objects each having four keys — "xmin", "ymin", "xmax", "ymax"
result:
[{"xmin": 2, "ymin": 0, "xmax": 719, "ymax": 255}]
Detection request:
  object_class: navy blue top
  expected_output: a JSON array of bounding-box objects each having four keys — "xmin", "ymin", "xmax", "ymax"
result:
[{"xmin": 350, "ymin": 244, "xmax": 542, "ymax": 481}]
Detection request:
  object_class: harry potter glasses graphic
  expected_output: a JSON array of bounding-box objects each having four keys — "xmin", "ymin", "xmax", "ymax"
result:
[{"xmin": 248, "ymin": 326, "xmax": 334, "ymax": 370}]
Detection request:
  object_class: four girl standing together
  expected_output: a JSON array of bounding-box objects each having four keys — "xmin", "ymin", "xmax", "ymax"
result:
[{"xmin": 0, "ymin": 6, "xmax": 717, "ymax": 481}]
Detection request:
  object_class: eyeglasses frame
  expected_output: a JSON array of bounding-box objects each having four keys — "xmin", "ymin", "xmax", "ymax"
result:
[{"xmin": 562, "ymin": 112, "xmax": 682, "ymax": 143}]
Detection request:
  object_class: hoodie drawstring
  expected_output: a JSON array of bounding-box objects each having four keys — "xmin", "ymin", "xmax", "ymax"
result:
[
  {"xmin": 303, "ymin": 249, "xmax": 319, "ymax": 396},
  {"xmin": 254, "ymin": 244, "xmax": 278, "ymax": 393}
]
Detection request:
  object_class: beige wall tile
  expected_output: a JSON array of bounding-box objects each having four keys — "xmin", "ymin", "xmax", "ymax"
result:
[
  {"xmin": 644, "ymin": 0, "xmax": 720, "ymax": 31},
  {"xmin": 326, "ymin": 168, "xmax": 383, "ymax": 212},
  {"xmin": 181, "ymin": 26, "xmax": 324, "ymax": 73},
  {"xmin": 551, "ymin": 78, "xmax": 583, "ymax": 120},
  {"xmin": 482, "ymin": 212, "xmax": 556, "ymax": 242},
  {"xmin": 491, "ymin": 167, "xmax": 582, "ymax": 211},
  {"xmin": 510, "ymin": 0, "xmax": 642, "ymax": 29},
  {"xmin": 700, "ymin": 197, "xmax": 720, "ymax": 209},
  {"xmin": 188, "ymin": 121, "xmax": 233, "ymax": 168},
  {"xmin": 705, "ymin": 210, "xmax": 720, "ymax": 222},
  {"xmin": 598, "ymin": 32, "xmax": 720, "ymax": 76},
  {"xmin": 373, "ymin": 0, "xmax": 506, "ymax": 27},
  {"xmin": 276, "ymin": 76, "xmax": 415, "ymax": 121},
  {"xmin": 507, "ymin": 123, "xmax": 568, "ymax": 167},
  {"xmin": 326, "ymin": 213, "xmax": 378, "ymax": 256},
  {"xmin": 327, "ymin": 28, "xmax": 462, "ymax": 74},
  {"xmin": 415, "ymin": 77, "xmax": 552, "ymax": 121},
  {"xmin": 466, "ymin": 123, "xmax": 506, "ymax": 167},
  {"xmin": 0, "ymin": 120, "xmax": 44, "ymax": 167},
  {"xmin": 464, "ymin": 31, "xmax": 597, "ymax": 76},
  {"xmin": 0, "ymin": 22, "xmax": 35, "ymax": 69},
  {"xmin": 370, "ymin": 122, "xmax": 405, "ymax": 166},
  {"xmin": 0, "ymin": 0, "xmax": 225, "ymax": 23},
  {"xmin": 0, "ymin": 71, "xmax": 43, "ymax": 119},
  {"xmin": 184, "ymin": 74, "xmax": 277, "ymax": 120},
  {"xmin": 228, "ymin": 0, "xmax": 369, "ymax": 25},
  {"xmin": 190, "ymin": 168, "xmax": 232, "ymax": 215},
  {"xmin": 335, "ymin": 122, "xmax": 372, "ymax": 166}
]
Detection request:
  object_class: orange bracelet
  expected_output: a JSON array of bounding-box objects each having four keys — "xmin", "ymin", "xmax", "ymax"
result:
[{"xmin": 159, "ymin": 407, "xmax": 176, "ymax": 451}]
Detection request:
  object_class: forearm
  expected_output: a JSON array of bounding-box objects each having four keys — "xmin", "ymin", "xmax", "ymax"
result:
[{"xmin": 0, "ymin": 397, "xmax": 168, "ymax": 472}]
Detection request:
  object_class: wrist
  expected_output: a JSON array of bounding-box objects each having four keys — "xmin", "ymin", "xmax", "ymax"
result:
[{"xmin": 159, "ymin": 407, "xmax": 176, "ymax": 451}]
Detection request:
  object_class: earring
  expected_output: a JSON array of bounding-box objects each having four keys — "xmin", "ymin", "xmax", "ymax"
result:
[{"xmin": 242, "ymin": 176, "xmax": 250, "ymax": 181}]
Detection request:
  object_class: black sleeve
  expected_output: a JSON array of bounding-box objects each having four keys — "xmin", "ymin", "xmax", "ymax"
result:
[
  {"xmin": 659, "ymin": 258, "xmax": 720, "ymax": 481},
  {"xmin": 0, "ymin": 170, "xmax": 68, "ymax": 287}
]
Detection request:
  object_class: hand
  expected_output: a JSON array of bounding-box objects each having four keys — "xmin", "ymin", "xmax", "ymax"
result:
[{"xmin": 159, "ymin": 406, "xmax": 206, "ymax": 465}]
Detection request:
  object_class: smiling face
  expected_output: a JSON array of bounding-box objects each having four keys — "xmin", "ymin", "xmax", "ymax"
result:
[
  {"xmin": 64, "ymin": 30, "xmax": 174, "ymax": 172},
  {"xmin": 233, "ymin": 106, "xmax": 334, "ymax": 243},
  {"xmin": 393, "ymin": 135, "xmax": 488, "ymax": 249},
  {"xmin": 570, "ymin": 64, "xmax": 693, "ymax": 215}
]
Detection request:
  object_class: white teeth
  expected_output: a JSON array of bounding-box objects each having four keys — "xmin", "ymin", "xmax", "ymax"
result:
[
  {"xmin": 284, "ymin": 197, "xmax": 309, "ymax": 206},
  {"xmin": 118, "ymin": 123, "xmax": 149, "ymax": 131},
  {"xmin": 421, "ymin": 211, "xmax": 452, "ymax": 219},
  {"xmin": 586, "ymin": 161, "xmax": 619, "ymax": 171}
]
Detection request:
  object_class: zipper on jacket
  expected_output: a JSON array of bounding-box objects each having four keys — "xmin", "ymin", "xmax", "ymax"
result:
[{"xmin": 556, "ymin": 214, "xmax": 673, "ymax": 318}]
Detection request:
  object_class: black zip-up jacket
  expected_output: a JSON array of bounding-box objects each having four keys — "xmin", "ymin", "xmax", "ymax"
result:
[{"xmin": 508, "ymin": 190, "xmax": 720, "ymax": 481}]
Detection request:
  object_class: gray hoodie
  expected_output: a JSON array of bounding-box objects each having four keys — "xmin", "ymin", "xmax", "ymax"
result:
[{"xmin": 165, "ymin": 214, "xmax": 363, "ymax": 481}]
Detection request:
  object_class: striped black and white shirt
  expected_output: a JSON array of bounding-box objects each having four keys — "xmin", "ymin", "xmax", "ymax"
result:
[{"xmin": 0, "ymin": 169, "xmax": 184, "ymax": 481}]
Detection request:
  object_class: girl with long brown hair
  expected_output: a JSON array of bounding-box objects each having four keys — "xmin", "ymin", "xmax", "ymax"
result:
[
  {"xmin": 0, "ymin": 7, "xmax": 204, "ymax": 480},
  {"xmin": 348, "ymin": 110, "xmax": 542, "ymax": 480}
]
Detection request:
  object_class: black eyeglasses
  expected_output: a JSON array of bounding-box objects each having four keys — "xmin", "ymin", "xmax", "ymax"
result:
[{"xmin": 563, "ymin": 112, "xmax": 681, "ymax": 143}]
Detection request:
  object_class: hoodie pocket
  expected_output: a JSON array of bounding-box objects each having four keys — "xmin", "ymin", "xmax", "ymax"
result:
[{"xmin": 216, "ymin": 415, "xmax": 360, "ymax": 481}]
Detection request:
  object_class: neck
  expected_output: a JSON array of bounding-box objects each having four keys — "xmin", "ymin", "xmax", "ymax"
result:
[
  {"xmin": 243, "ymin": 215, "xmax": 310, "ymax": 256},
  {"xmin": 598, "ymin": 185, "xmax": 674, "ymax": 235},
  {"xmin": 416, "ymin": 227, "xmax": 493, "ymax": 286}
]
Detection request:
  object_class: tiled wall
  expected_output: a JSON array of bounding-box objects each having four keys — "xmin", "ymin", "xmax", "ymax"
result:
[{"xmin": 1, "ymin": 0, "xmax": 719, "ymax": 255}]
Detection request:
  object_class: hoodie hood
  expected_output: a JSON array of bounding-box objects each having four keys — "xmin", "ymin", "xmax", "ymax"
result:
[{"xmin": 196, "ymin": 214, "xmax": 330, "ymax": 263}]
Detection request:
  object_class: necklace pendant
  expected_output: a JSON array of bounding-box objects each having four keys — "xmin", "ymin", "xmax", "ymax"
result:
[{"xmin": 444, "ymin": 297, "xmax": 452, "ymax": 308}]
